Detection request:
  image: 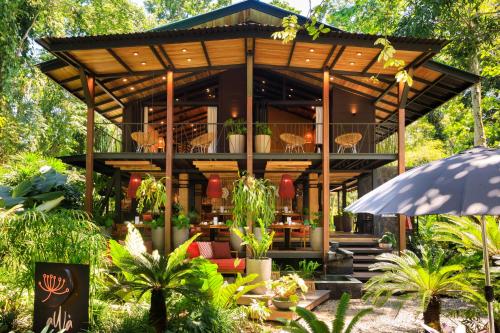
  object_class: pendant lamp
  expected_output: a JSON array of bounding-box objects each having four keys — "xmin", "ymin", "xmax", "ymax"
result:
[
  {"xmin": 279, "ymin": 174, "xmax": 295, "ymax": 199},
  {"xmin": 206, "ymin": 174, "xmax": 222, "ymax": 198},
  {"xmin": 127, "ymin": 173, "xmax": 142, "ymax": 199}
]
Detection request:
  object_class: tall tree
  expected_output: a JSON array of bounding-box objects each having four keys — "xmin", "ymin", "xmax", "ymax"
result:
[{"xmin": 144, "ymin": 0, "xmax": 231, "ymax": 23}]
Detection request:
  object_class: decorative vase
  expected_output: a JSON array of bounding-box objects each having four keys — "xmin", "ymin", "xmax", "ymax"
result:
[
  {"xmin": 230, "ymin": 227, "xmax": 244, "ymax": 252},
  {"xmin": 152, "ymin": 227, "xmax": 165, "ymax": 252},
  {"xmin": 272, "ymin": 297, "xmax": 298, "ymax": 310},
  {"xmin": 172, "ymin": 226, "xmax": 189, "ymax": 249},
  {"xmin": 228, "ymin": 134, "xmax": 245, "ymax": 153},
  {"xmin": 310, "ymin": 227, "xmax": 323, "ymax": 251},
  {"xmin": 255, "ymin": 134, "xmax": 271, "ymax": 153},
  {"xmin": 247, "ymin": 258, "xmax": 272, "ymax": 295}
]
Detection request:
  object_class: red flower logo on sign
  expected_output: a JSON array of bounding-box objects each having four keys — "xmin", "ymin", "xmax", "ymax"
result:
[{"xmin": 37, "ymin": 273, "xmax": 70, "ymax": 302}]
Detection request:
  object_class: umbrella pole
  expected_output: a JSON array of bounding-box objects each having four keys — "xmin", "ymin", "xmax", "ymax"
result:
[{"xmin": 480, "ymin": 215, "xmax": 495, "ymax": 333}]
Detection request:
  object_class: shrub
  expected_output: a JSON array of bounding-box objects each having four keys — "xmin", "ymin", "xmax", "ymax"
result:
[{"xmin": 0, "ymin": 152, "xmax": 66, "ymax": 186}]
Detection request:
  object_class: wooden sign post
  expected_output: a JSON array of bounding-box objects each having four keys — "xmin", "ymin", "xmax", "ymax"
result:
[{"xmin": 33, "ymin": 262, "xmax": 90, "ymax": 333}]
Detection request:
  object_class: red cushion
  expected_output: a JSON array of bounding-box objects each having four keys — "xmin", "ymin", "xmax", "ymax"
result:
[
  {"xmin": 211, "ymin": 258, "xmax": 245, "ymax": 272},
  {"xmin": 187, "ymin": 242, "xmax": 200, "ymax": 259},
  {"xmin": 211, "ymin": 242, "xmax": 232, "ymax": 259}
]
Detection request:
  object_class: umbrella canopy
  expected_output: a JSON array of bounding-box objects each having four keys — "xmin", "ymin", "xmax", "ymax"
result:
[{"xmin": 346, "ymin": 147, "xmax": 500, "ymax": 216}]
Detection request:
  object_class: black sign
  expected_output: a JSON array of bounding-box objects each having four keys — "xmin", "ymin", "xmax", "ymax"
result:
[{"xmin": 33, "ymin": 262, "xmax": 89, "ymax": 333}]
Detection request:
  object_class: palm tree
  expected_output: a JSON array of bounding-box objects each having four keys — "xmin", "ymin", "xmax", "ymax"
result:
[
  {"xmin": 281, "ymin": 292, "xmax": 372, "ymax": 333},
  {"xmin": 108, "ymin": 225, "xmax": 215, "ymax": 333},
  {"xmin": 364, "ymin": 247, "xmax": 482, "ymax": 331},
  {"xmin": 433, "ymin": 215, "xmax": 500, "ymax": 255}
]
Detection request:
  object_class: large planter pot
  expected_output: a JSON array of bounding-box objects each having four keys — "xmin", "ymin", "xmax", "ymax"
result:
[
  {"xmin": 334, "ymin": 216, "xmax": 342, "ymax": 232},
  {"xmin": 342, "ymin": 215, "xmax": 352, "ymax": 232},
  {"xmin": 255, "ymin": 134, "xmax": 271, "ymax": 153},
  {"xmin": 247, "ymin": 258, "xmax": 272, "ymax": 295},
  {"xmin": 310, "ymin": 227, "xmax": 323, "ymax": 251},
  {"xmin": 172, "ymin": 226, "xmax": 189, "ymax": 249},
  {"xmin": 230, "ymin": 227, "xmax": 245, "ymax": 252},
  {"xmin": 272, "ymin": 297, "xmax": 298, "ymax": 311},
  {"xmin": 253, "ymin": 227, "xmax": 266, "ymax": 241},
  {"xmin": 228, "ymin": 134, "xmax": 245, "ymax": 153},
  {"xmin": 152, "ymin": 227, "xmax": 165, "ymax": 252}
]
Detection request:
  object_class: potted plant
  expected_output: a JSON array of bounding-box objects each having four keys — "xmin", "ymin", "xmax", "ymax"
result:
[
  {"xmin": 136, "ymin": 174, "xmax": 167, "ymax": 223},
  {"xmin": 268, "ymin": 273, "xmax": 308, "ymax": 310},
  {"xmin": 151, "ymin": 214, "xmax": 165, "ymax": 252},
  {"xmin": 233, "ymin": 219, "xmax": 275, "ymax": 295},
  {"xmin": 378, "ymin": 231, "xmax": 396, "ymax": 250},
  {"xmin": 172, "ymin": 203, "xmax": 190, "ymax": 249},
  {"xmin": 297, "ymin": 259, "xmax": 320, "ymax": 292},
  {"xmin": 271, "ymin": 261, "xmax": 281, "ymax": 280},
  {"xmin": 304, "ymin": 212, "xmax": 323, "ymax": 251},
  {"xmin": 226, "ymin": 218, "xmax": 244, "ymax": 252},
  {"xmin": 224, "ymin": 118, "xmax": 247, "ymax": 153},
  {"xmin": 255, "ymin": 122, "xmax": 272, "ymax": 153}
]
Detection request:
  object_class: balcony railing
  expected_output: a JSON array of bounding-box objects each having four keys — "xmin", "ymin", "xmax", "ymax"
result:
[{"xmin": 92, "ymin": 122, "xmax": 397, "ymax": 155}]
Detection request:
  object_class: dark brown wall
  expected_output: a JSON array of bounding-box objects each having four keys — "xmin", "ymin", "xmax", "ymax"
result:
[{"xmin": 218, "ymin": 68, "xmax": 246, "ymax": 123}]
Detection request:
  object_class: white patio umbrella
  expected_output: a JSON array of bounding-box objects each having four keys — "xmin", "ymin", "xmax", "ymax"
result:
[{"xmin": 345, "ymin": 147, "xmax": 499, "ymax": 333}]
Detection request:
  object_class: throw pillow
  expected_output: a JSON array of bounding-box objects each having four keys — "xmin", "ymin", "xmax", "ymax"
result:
[
  {"xmin": 187, "ymin": 242, "xmax": 200, "ymax": 259},
  {"xmin": 197, "ymin": 241, "xmax": 214, "ymax": 259},
  {"xmin": 211, "ymin": 242, "xmax": 232, "ymax": 259}
]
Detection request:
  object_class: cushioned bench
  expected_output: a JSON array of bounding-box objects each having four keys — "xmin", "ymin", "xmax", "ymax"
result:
[{"xmin": 187, "ymin": 241, "xmax": 245, "ymax": 274}]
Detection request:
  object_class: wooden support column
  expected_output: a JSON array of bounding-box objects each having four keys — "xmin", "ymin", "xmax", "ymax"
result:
[
  {"xmin": 178, "ymin": 173, "xmax": 189, "ymax": 213},
  {"xmin": 246, "ymin": 50, "xmax": 254, "ymax": 175},
  {"xmin": 165, "ymin": 70, "xmax": 174, "ymax": 254},
  {"xmin": 397, "ymin": 68, "xmax": 413, "ymax": 252},
  {"xmin": 308, "ymin": 173, "xmax": 319, "ymax": 218},
  {"xmin": 194, "ymin": 183, "xmax": 202, "ymax": 213},
  {"xmin": 80, "ymin": 69, "xmax": 95, "ymax": 216},
  {"xmin": 322, "ymin": 70, "xmax": 330, "ymax": 261}
]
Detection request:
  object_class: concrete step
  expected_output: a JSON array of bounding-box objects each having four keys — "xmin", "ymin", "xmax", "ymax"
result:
[
  {"xmin": 353, "ymin": 263, "xmax": 372, "ymax": 271},
  {"xmin": 337, "ymin": 240, "xmax": 379, "ymax": 247},
  {"xmin": 353, "ymin": 271, "xmax": 380, "ymax": 282},
  {"xmin": 341, "ymin": 247, "xmax": 391, "ymax": 255},
  {"xmin": 352, "ymin": 254, "xmax": 379, "ymax": 262}
]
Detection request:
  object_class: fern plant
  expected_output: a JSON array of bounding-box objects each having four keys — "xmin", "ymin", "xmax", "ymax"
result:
[
  {"xmin": 281, "ymin": 292, "xmax": 372, "ymax": 333},
  {"xmin": 135, "ymin": 175, "xmax": 166, "ymax": 215}
]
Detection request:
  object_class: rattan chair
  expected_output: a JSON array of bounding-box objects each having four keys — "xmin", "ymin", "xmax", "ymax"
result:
[
  {"xmin": 280, "ymin": 133, "xmax": 306, "ymax": 153},
  {"xmin": 335, "ymin": 132, "xmax": 362, "ymax": 153},
  {"xmin": 190, "ymin": 132, "xmax": 214, "ymax": 153}
]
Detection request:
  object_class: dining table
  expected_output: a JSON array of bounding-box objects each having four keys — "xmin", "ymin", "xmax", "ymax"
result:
[
  {"xmin": 199, "ymin": 223, "xmax": 229, "ymax": 241},
  {"xmin": 270, "ymin": 223, "xmax": 305, "ymax": 250}
]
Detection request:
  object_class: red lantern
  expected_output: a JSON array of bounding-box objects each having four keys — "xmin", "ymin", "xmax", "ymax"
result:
[
  {"xmin": 206, "ymin": 174, "xmax": 222, "ymax": 198},
  {"xmin": 127, "ymin": 173, "xmax": 142, "ymax": 199},
  {"xmin": 279, "ymin": 174, "xmax": 295, "ymax": 199}
]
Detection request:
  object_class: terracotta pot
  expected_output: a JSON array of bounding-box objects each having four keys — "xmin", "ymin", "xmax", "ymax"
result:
[
  {"xmin": 152, "ymin": 227, "xmax": 165, "ymax": 252},
  {"xmin": 228, "ymin": 134, "xmax": 245, "ymax": 153},
  {"xmin": 310, "ymin": 227, "xmax": 323, "ymax": 251},
  {"xmin": 272, "ymin": 297, "xmax": 298, "ymax": 310},
  {"xmin": 247, "ymin": 258, "xmax": 272, "ymax": 295},
  {"xmin": 255, "ymin": 134, "xmax": 271, "ymax": 153},
  {"xmin": 142, "ymin": 213, "xmax": 153, "ymax": 222}
]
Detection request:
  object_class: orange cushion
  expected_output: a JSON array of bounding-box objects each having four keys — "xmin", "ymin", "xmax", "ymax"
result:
[
  {"xmin": 210, "ymin": 258, "xmax": 245, "ymax": 272},
  {"xmin": 187, "ymin": 242, "xmax": 200, "ymax": 259}
]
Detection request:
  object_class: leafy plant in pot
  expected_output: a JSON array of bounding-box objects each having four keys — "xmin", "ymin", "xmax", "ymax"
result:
[
  {"xmin": 233, "ymin": 219, "xmax": 275, "ymax": 295},
  {"xmin": 255, "ymin": 122, "xmax": 272, "ymax": 153},
  {"xmin": 150, "ymin": 214, "xmax": 165, "ymax": 252},
  {"xmin": 172, "ymin": 203, "xmax": 191, "ymax": 249},
  {"xmin": 136, "ymin": 174, "xmax": 166, "ymax": 222},
  {"xmin": 224, "ymin": 118, "xmax": 247, "ymax": 153},
  {"xmin": 378, "ymin": 231, "xmax": 396, "ymax": 250},
  {"xmin": 304, "ymin": 212, "xmax": 323, "ymax": 251},
  {"xmin": 297, "ymin": 259, "xmax": 320, "ymax": 292},
  {"xmin": 268, "ymin": 273, "xmax": 308, "ymax": 310}
]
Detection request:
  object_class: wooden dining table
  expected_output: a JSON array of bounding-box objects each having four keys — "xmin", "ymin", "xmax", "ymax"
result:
[
  {"xmin": 270, "ymin": 223, "xmax": 305, "ymax": 250},
  {"xmin": 199, "ymin": 223, "xmax": 229, "ymax": 241}
]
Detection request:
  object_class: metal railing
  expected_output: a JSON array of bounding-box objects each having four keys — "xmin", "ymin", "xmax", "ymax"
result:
[{"xmin": 331, "ymin": 123, "xmax": 397, "ymax": 154}]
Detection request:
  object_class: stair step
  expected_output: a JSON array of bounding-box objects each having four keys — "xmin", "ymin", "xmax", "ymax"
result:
[
  {"xmin": 353, "ymin": 255, "xmax": 379, "ymax": 262},
  {"xmin": 341, "ymin": 247, "xmax": 391, "ymax": 254},
  {"xmin": 353, "ymin": 263, "xmax": 372, "ymax": 271},
  {"xmin": 338, "ymin": 240, "xmax": 379, "ymax": 247},
  {"xmin": 353, "ymin": 271, "xmax": 380, "ymax": 282}
]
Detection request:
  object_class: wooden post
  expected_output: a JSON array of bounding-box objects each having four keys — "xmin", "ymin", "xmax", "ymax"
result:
[
  {"xmin": 80, "ymin": 69, "xmax": 95, "ymax": 216},
  {"xmin": 165, "ymin": 70, "xmax": 174, "ymax": 254},
  {"xmin": 308, "ymin": 173, "xmax": 319, "ymax": 218},
  {"xmin": 246, "ymin": 49, "xmax": 254, "ymax": 238},
  {"xmin": 397, "ymin": 69, "xmax": 413, "ymax": 252},
  {"xmin": 322, "ymin": 70, "xmax": 330, "ymax": 262},
  {"xmin": 178, "ymin": 173, "xmax": 189, "ymax": 214}
]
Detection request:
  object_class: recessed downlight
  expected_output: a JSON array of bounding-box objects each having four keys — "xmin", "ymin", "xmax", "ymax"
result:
[
  {"xmin": 122, "ymin": 78, "xmax": 128, "ymax": 82},
  {"xmin": 133, "ymin": 52, "xmax": 139, "ymax": 56},
  {"xmin": 309, "ymin": 48, "xmax": 315, "ymax": 52},
  {"xmin": 181, "ymin": 48, "xmax": 187, "ymax": 53},
  {"xmin": 187, "ymin": 58, "xmax": 192, "ymax": 62},
  {"xmin": 305, "ymin": 58, "xmax": 311, "ymax": 62}
]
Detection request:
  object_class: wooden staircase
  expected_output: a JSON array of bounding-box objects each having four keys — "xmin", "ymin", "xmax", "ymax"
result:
[{"xmin": 331, "ymin": 233, "xmax": 392, "ymax": 282}]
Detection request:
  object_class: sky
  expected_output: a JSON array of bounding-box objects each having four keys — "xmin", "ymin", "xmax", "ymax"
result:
[{"xmin": 130, "ymin": 0, "xmax": 323, "ymax": 16}]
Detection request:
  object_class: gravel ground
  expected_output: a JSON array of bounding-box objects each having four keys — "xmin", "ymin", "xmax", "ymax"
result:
[{"xmin": 267, "ymin": 297, "xmax": 486, "ymax": 333}]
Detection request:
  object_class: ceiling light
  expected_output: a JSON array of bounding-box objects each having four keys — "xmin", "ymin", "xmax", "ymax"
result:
[
  {"xmin": 181, "ymin": 48, "xmax": 187, "ymax": 53},
  {"xmin": 149, "ymin": 107, "xmax": 153, "ymax": 111},
  {"xmin": 261, "ymin": 88, "xmax": 265, "ymax": 92},
  {"xmin": 356, "ymin": 52, "xmax": 362, "ymax": 56},
  {"xmin": 262, "ymin": 80, "xmax": 266, "ymax": 84},
  {"xmin": 206, "ymin": 88, "xmax": 210, "ymax": 92},
  {"xmin": 290, "ymin": 88, "xmax": 294, "ymax": 91},
  {"xmin": 122, "ymin": 78, "xmax": 128, "ymax": 82},
  {"xmin": 305, "ymin": 58, "xmax": 311, "ymax": 62},
  {"xmin": 330, "ymin": 77, "xmax": 333, "ymax": 81},
  {"xmin": 350, "ymin": 62, "xmax": 355, "ymax": 65},
  {"xmin": 175, "ymin": 98, "xmax": 179, "ymax": 101},
  {"xmin": 309, "ymin": 48, "xmax": 315, "ymax": 52},
  {"xmin": 187, "ymin": 58, "xmax": 192, "ymax": 62},
  {"xmin": 162, "ymin": 76, "xmax": 166, "ymax": 80},
  {"xmin": 161, "ymin": 121, "xmax": 164, "ymax": 124},
  {"xmin": 130, "ymin": 87, "xmax": 135, "ymax": 90},
  {"xmin": 141, "ymin": 62, "xmax": 147, "ymax": 65},
  {"xmin": 288, "ymin": 94, "xmax": 292, "ymax": 97},
  {"xmin": 133, "ymin": 52, "xmax": 139, "ymax": 56},
  {"xmin": 194, "ymin": 128, "xmax": 197, "ymax": 131}
]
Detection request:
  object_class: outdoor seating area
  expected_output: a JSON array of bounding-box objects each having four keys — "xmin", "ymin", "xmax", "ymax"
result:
[{"xmin": 0, "ymin": 0, "xmax": 497, "ymax": 333}]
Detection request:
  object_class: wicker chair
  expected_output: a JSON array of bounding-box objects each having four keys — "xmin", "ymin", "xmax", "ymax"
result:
[
  {"xmin": 280, "ymin": 133, "xmax": 306, "ymax": 153},
  {"xmin": 131, "ymin": 131, "xmax": 157, "ymax": 152},
  {"xmin": 190, "ymin": 132, "xmax": 214, "ymax": 153},
  {"xmin": 335, "ymin": 132, "xmax": 362, "ymax": 153}
]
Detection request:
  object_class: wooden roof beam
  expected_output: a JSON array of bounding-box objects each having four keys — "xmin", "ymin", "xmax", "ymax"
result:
[
  {"xmin": 158, "ymin": 45, "xmax": 175, "ymax": 70},
  {"xmin": 200, "ymin": 41, "xmax": 212, "ymax": 67},
  {"xmin": 150, "ymin": 46, "xmax": 169, "ymax": 70},
  {"xmin": 322, "ymin": 45, "xmax": 336, "ymax": 68},
  {"xmin": 286, "ymin": 40, "xmax": 296, "ymax": 67},
  {"xmin": 107, "ymin": 48, "xmax": 133, "ymax": 73},
  {"xmin": 361, "ymin": 50, "xmax": 382, "ymax": 73},
  {"xmin": 329, "ymin": 45, "xmax": 345, "ymax": 70}
]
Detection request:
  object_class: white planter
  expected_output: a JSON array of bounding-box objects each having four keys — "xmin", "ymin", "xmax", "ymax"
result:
[
  {"xmin": 230, "ymin": 227, "xmax": 245, "ymax": 252},
  {"xmin": 172, "ymin": 226, "xmax": 189, "ymax": 249},
  {"xmin": 255, "ymin": 134, "xmax": 271, "ymax": 153},
  {"xmin": 310, "ymin": 227, "xmax": 323, "ymax": 251},
  {"xmin": 229, "ymin": 134, "xmax": 245, "ymax": 153},
  {"xmin": 247, "ymin": 258, "xmax": 272, "ymax": 295},
  {"xmin": 152, "ymin": 227, "xmax": 165, "ymax": 252},
  {"xmin": 253, "ymin": 227, "xmax": 265, "ymax": 241}
]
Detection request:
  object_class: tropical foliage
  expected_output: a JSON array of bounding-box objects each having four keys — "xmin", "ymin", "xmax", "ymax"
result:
[
  {"xmin": 364, "ymin": 247, "xmax": 483, "ymax": 330},
  {"xmin": 136, "ymin": 175, "xmax": 167, "ymax": 215},
  {"xmin": 233, "ymin": 220, "xmax": 275, "ymax": 259},
  {"xmin": 281, "ymin": 292, "xmax": 372, "ymax": 333}
]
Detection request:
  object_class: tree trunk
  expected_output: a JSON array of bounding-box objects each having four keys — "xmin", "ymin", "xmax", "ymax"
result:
[
  {"xmin": 150, "ymin": 289, "xmax": 166, "ymax": 333},
  {"xmin": 469, "ymin": 53, "xmax": 486, "ymax": 147},
  {"xmin": 423, "ymin": 296, "xmax": 441, "ymax": 332}
]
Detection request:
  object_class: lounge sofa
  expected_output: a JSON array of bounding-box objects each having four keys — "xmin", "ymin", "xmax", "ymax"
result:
[{"xmin": 187, "ymin": 241, "xmax": 245, "ymax": 274}]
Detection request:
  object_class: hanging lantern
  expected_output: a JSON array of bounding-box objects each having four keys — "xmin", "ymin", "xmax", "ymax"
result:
[
  {"xmin": 128, "ymin": 173, "xmax": 142, "ymax": 199},
  {"xmin": 279, "ymin": 174, "xmax": 295, "ymax": 199},
  {"xmin": 304, "ymin": 132, "xmax": 313, "ymax": 144},
  {"xmin": 206, "ymin": 174, "xmax": 222, "ymax": 198}
]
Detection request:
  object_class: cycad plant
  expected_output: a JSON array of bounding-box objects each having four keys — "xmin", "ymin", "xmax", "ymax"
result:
[
  {"xmin": 281, "ymin": 292, "xmax": 372, "ymax": 333},
  {"xmin": 108, "ymin": 225, "xmax": 215, "ymax": 333},
  {"xmin": 364, "ymin": 247, "xmax": 482, "ymax": 331}
]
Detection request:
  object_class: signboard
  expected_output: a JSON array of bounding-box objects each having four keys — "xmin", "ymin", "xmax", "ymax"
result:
[{"xmin": 33, "ymin": 262, "xmax": 89, "ymax": 333}]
